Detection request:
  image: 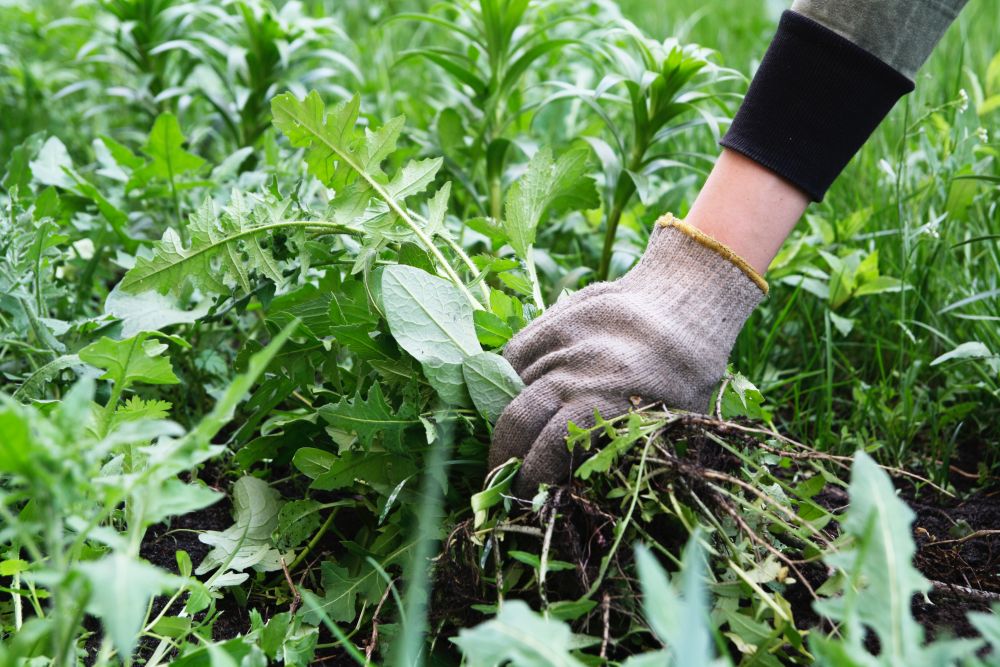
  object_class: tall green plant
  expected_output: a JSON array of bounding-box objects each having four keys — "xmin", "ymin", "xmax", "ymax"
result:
[{"xmin": 578, "ymin": 23, "xmax": 739, "ymax": 278}]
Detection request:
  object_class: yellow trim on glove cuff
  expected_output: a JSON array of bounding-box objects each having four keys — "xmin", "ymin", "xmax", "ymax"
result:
[{"xmin": 656, "ymin": 213, "xmax": 770, "ymax": 295}]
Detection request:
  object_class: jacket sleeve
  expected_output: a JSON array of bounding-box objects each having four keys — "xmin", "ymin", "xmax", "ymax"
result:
[
  {"xmin": 718, "ymin": 1, "xmax": 966, "ymax": 201},
  {"xmin": 791, "ymin": 0, "xmax": 968, "ymax": 79}
]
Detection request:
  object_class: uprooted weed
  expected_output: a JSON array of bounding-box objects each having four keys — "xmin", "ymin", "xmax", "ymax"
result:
[{"xmin": 432, "ymin": 411, "xmax": 999, "ymax": 663}]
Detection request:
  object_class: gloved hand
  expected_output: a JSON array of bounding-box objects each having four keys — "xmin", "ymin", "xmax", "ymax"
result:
[{"xmin": 489, "ymin": 214, "xmax": 768, "ymax": 497}]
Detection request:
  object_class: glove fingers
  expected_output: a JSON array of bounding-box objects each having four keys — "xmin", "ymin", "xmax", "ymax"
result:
[
  {"xmin": 512, "ymin": 395, "xmax": 630, "ymax": 498},
  {"xmin": 488, "ymin": 377, "xmax": 564, "ymax": 472},
  {"xmin": 503, "ymin": 282, "xmax": 620, "ymax": 374}
]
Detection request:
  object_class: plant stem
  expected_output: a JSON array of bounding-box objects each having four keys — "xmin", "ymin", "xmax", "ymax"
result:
[
  {"xmin": 524, "ymin": 247, "xmax": 545, "ymax": 310},
  {"xmin": 425, "ymin": 221, "xmax": 491, "ymax": 305},
  {"xmin": 596, "ymin": 166, "xmax": 639, "ymax": 281},
  {"xmin": 12, "ymin": 547, "xmax": 22, "ymax": 630},
  {"xmin": 288, "ymin": 508, "xmax": 338, "ymax": 572}
]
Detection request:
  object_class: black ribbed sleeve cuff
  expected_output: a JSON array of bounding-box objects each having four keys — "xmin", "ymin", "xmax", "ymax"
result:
[{"xmin": 719, "ymin": 11, "xmax": 915, "ymax": 201}]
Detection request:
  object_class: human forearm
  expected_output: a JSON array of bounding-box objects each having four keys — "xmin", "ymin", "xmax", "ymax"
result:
[{"xmin": 689, "ymin": 2, "xmax": 966, "ymax": 273}]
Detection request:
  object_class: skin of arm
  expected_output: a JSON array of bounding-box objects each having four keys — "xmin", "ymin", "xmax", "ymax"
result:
[
  {"xmin": 688, "ymin": 0, "xmax": 967, "ymax": 276},
  {"xmin": 685, "ymin": 149, "xmax": 809, "ymax": 275}
]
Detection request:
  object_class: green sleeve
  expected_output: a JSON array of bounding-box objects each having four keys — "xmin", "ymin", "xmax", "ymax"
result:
[{"xmin": 790, "ymin": 0, "xmax": 968, "ymax": 78}]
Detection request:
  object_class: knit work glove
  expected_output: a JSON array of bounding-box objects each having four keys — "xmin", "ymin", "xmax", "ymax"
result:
[{"xmin": 490, "ymin": 214, "xmax": 768, "ymax": 497}]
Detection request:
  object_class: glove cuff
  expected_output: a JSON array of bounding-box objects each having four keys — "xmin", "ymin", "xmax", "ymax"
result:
[{"xmin": 655, "ymin": 213, "xmax": 769, "ymax": 295}]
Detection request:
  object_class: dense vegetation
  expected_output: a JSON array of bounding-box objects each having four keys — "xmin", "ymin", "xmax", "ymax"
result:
[{"xmin": 1, "ymin": 0, "xmax": 998, "ymax": 665}]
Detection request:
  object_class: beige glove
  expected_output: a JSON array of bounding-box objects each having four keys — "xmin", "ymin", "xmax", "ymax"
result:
[{"xmin": 490, "ymin": 214, "xmax": 768, "ymax": 497}]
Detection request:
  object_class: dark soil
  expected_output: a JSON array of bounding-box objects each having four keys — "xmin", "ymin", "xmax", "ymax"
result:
[
  {"xmin": 910, "ymin": 487, "xmax": 1000, "ymax": 639},
  {"xmin": 73, "ymin": 419, "xmax": 996, "ymax": 665},
  {"xmin": 430, "ymin": 418, "xmax": 1000, "ymax": 663}
]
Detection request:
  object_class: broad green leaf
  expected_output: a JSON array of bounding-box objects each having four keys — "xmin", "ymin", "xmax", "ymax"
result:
[
  {"xmin": 4, "ymin": 133, "xmax": 44, "ymax": 190},
  {"xmin": 105, "ymin": 283, "xmax": 211, "ymax": 337},
  {"xmin": 229, "ymin": 476, "xmax": 282, "ymax": 542},
  {"xmin": 452, "ymin": 600, "xmax": 586, "ymax": 667},
  {"xmin": 133, "ymin": 113, "xmax": 206, "ymax": 184},
  {"xmin": 462, "ymin": 351, "xmax": 524, "ymax": 422},
  {"xmin": 474, "ymin": 310, "xmax": 514, "ymax": 347},
  {"xmin": 381, "ymin": 264, "xmax": 482, "ymax": 403},
  {"xmin": 29, "ymin": 136, "xmax": 76, "ymax": 189},
  {"xmin": 0, "ymin": 403, "xmax": 32, "ymax": 475},
  {"xmin": 292, "ymin": 447, "xmax": 338, "ymax": 479},
  {"xmin": 317, "ymin": 382, "xmax": 419, "ymax": 451},
  {"xmin": 503, "ymin": 148, "xmax": 598, "ymax": 259},
  {"xmin": 78, "ymin": 554, "xmax": 176, "ymax": 659},
  {"xmin": 152, "ymin": 616, "xmax": 191, "ymax": 639},
  {"xmin": 260, "ymin": 612, "xmax": 291, "ymax": 659},
  {"xmin": 79, "ymin": 333, "xmax": 180, "ymax": 390},
  {"xmin": 854, "ymin": 275, "xmax": 907, "ymax": 298},
  {"xmin": 421, "ymin": 356, "xmax": 472, "ymax": 406},
  {"xmin": 0, "ymin": 559, "xmax": 28, "ymax": 576},
  {"xmin": 381, "ymin": 264, "xmax": 480, "ymax": 362},
  {"xmin": 275, "ymin": 500, "xmax": 323, "ymax": 550},
  {"xmin": 197, "ymin": 476, "xmax": 283, "ymax": 575},
  {"xmin": 168, "ymin": 638, "xmax": 263, "ymax": 667},
  {"xmin": 22, "ymin": 136, "xmax": 135, "ymax": 249},
  {"xmin": 140, "ymin": 478, "xmax": 223, "ymax": 528},
  {"xmin": 281, "ymin": 623, "xmax": 319, "ymax": 667}
]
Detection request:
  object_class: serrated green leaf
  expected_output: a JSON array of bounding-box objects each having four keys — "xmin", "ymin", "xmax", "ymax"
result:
[
  {"xmin": 119, "ymin": 194, "xmax": 289, "ymax": 297},
  {"xmin": 307, "ymin": 561, "xmax": 387, "ymax": 626},
  {"xmin": 452, "ymin": 600, "xmax": 585, "ymax": 667},
  {"xmin": 134, "ymin": 113, "xmax": 206, "ymax": 184},
  {"xmin": 272, "ymin": 92, "xmax": 363, "ymax": 190},
  {"xmin": 317, "ymin": 382, "xmax": 419, "ymax": 451},
  {"xmin": 110, "ymin": 397, "xmax": 172, "ymax": 431},
  {"xmin": 386, "ymin": 156, "xmax": 443, "ymax": 201},
  {"xmin": 634, "ymin": 532, "xmax": 714, "ymax": 667},
  {"xmin": 812, "ymin": 451, "xmax": 933, "ymax": 664},
  {"xmin": 79, "ymin": 333, "xmax": 179, "ymax": 390},
  {"xmin": 503, "ymin": 147, "xmax": 598, "ymax": 259},
  {"xmin": 310, "ymin": 451, "xmax": 416, "ymax": 492}
]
